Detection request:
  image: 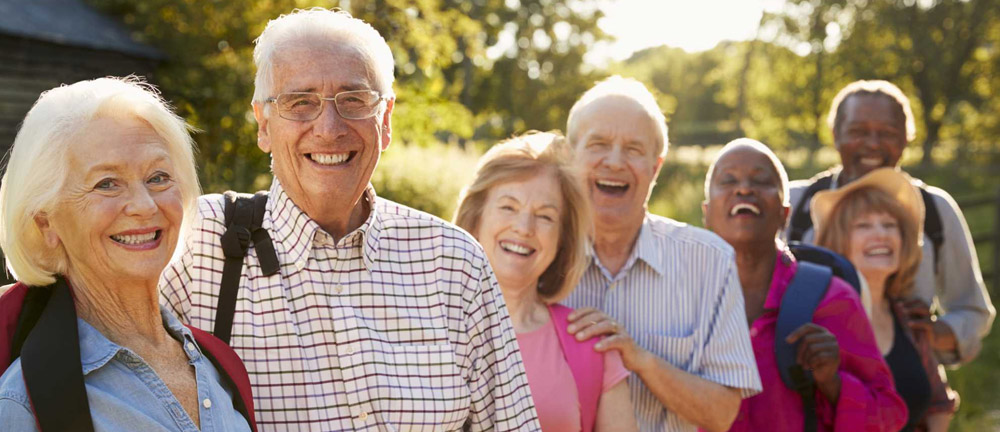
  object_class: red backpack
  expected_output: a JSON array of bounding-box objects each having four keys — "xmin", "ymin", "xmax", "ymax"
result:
[{"xmin": 0, "ymin": 278, "xmax": 258, "ymax": 432}]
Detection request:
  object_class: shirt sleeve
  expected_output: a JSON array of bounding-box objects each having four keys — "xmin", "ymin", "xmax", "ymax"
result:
[
  {"xmin": 463, "ymin": 259, "xmax": 541, "ymax": 431},
  {"xmin": 602, "ymin": 350, "xmax": 630, "ymax": 392},
  {"xmin": 811, "ymin": 278, "xmax": 908, "ymax": 432},
  {"xmin": 159, "ymin": 231, "xmax": 195, "ymax": 323},
  {"xmin": 930, "ymin": 189, "xmax": 995, "ymax": 364},
  {"xmin": 699, "ymin": 255, "xmax": 763, "ymax": 397}
]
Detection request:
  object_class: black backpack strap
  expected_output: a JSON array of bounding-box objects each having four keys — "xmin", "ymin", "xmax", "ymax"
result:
[
  {"xmin": 918, "ymin": 187, "xmax": 943, "ymax": 271},
  {"xmin": 10, "ymin": 287, "xmax": 53, "ymax": 361},
  {"xmin": 774, "ymin": 261, "xmax": 833, "ymax": 432},
  {"xmin": 21, "ymin": 277, "xmax": 95, "ymax": 432},
  {"xmin": 788, "ymin": 174, "xmax": 834, "ymax": 243},
  {"xmin": 215, "ymin": 192, "xmax": 278, "ymax": 344}
]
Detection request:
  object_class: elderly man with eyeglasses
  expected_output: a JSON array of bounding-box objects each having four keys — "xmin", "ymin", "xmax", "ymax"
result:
[{"xmin": 159, "ymin": 8, "xmax": 540, "ymax": 431}]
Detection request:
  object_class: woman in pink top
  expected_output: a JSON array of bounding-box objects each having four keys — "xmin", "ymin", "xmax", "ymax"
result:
[
  {"xmin": 702, "ymin": 139, "xmax": 907, "ymax": 432},
  {"xmin": 455, "ymin": 132, "xmax": 637, "ymax": 432}
]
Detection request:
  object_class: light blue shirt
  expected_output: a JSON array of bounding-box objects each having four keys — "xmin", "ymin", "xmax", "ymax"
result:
[
  {"xmin": 0, "ymin": 306, "xmax": 252, "ymax": 432},
  {"xmin": 562, "ymin": 214, "xmax": 762, "ymax": 432}
]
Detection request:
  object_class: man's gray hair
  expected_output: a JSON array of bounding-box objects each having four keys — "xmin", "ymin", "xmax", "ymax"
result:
[
  {"xmin": 828, "ymin": 79, "xmax": 916, "ymax": 142},
  {"xmin": 704, "ymin": 138, "xmax": 790, "ymax": 207},
  {"xmin": 566, "ymin": 75, "xmax": 669, "ymax": 158},
  {"xmin": 252, "ymin": 8, "xmax": 395, "ymax": 103}
]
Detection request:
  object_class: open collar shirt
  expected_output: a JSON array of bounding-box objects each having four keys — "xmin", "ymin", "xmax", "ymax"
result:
[
  {"xmin": 561, "ymin": 213, "xmax": 762, "ymax": 432},
  {"xmin": 0, "ymin": 307, "xmax": 252, "ymax": 432},
  {"xmin": 160, "ymin": 179, "xmax": 540, "ymax": 432}
]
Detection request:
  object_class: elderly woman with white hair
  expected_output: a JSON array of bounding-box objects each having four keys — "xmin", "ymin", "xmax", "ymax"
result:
[
  {"xmin": 454, "ymin": 131, "xmax": 637, "ymax": 432},
  {"xmin": 0, "ymin": 77, "xmax": 256, "ymax": 432},
  {"xmin": 702, "ymin": 138, "xmax": 906, "ymax": 432}
]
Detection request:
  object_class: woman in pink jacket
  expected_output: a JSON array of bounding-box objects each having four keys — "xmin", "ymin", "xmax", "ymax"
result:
[{"xmin": 702, "ymin": 139, "xmax": 907, "ymax": 432}]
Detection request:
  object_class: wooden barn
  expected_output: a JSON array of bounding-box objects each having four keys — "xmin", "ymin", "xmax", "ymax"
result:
[{"xmin": 0, "ymin": 0, "xmax": 162, "ymax": 283}]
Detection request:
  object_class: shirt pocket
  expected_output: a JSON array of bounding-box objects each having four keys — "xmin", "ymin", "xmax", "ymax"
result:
[
  {"xmin": 379, "ymin": 343, "xmax": 470, "ymax": 431},
  {"xmin": 638, "ymin": 332, "xmax": 697, "ymax": 372}
]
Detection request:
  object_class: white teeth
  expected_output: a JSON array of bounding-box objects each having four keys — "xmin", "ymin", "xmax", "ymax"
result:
[
  {"xmin": 860, "ymin": 157, "xmax": 883, "ymax": 167},
  {"xmin": 866, "ymin": 247, "xmax": 892, "ymax": 256},
  {"xmin": 500, "ymin": 241, "xmax": 534, "ymax": 256},
  {"xmin": 730, "ymin": 203, "xmax": 761, "ymax": 216},
  {"xmin": 310, "ymin": 153, "xmax": 350, "ymax": 166},
  {"xmin": 111, "ymin": 232, "xmax": 157, "ymax": 245},
  {"xmin": 596, "ymin": 179, "xmax": 627, "ymax": 188}
]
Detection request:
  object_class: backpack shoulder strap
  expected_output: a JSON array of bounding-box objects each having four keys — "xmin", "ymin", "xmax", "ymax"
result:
[
  {"xmin": 548, "ymin": 304, "xmax": 603, "ymax": 432},
  {"xmin": 788, "ymin": 173, "xmax": 834, "ymax": 243},
  {"xmin": 918, "ymin": 186, "xmax": 944, "ymax": 271},
  {"xmin": 188, "ymin": 325, "xmax": 258, "ymax": 432},
  {"xmin": 216, "ymin": 191, "xmax": 278, "ymax": 345},
  {"xmin": 21, "ymin": 277, "xmax": 95, "ymax": 432},
  {"xmin": 774, "ymin": 261, "xmax": 833, "ymax": 432}
]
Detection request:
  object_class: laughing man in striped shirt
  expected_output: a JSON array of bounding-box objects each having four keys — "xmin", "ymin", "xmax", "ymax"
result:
[
  {"xmin": 559, "ymin": 76, "xmax": 762, "ymax": 432},
  {"xmin": 159, "ymin": 9, "xmax": 539, "ymax": 431}
]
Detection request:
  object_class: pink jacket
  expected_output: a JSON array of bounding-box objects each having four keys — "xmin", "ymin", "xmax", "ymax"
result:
[{"xmin": 728, "ymin": 250, "xmax": 907, "ymax": 432}]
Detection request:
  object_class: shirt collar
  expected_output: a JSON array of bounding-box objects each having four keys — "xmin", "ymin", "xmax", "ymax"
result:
[
  {"xmin": 78, "ymin": 306, "xmax": 200, "ymax": 375},
  {"xmin": 763, "ymin": 246, "xmax": 798, "ymax": 310},
  {"xmin": 267, "ymin": 178, "xmax": 382, "ymax": 273},
  {"xmin": 588, "ymin": 214, "xmax": 665, "ymax": 278}
]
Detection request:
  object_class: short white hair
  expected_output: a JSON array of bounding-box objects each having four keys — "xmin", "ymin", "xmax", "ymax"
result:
[
  {"xmin": 0, "ymin": 77, "xmax": 201, "ymax": 286},
  {"xmin": 566, "ymin": 75, "xmax": 669, "ymax": 158},
  {"xmin": 704, "ymin": 138, "xmax": 790, "ymax": 207},
  {"xmin": 828, "ymin": 79, "xmax": 916, "ymax": 143},
  {"xmin": 252, "ymin": 8, "xmax": 395, "ymax": 103}
]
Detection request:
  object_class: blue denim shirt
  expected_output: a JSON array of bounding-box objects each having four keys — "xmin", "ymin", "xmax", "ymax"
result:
[{"xmin": 0, "ymin": 306, "xmax": 252, "ymax": 432}]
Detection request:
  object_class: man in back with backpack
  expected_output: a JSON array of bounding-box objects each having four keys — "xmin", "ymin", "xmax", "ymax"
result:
[
  {"xmin": 786, "ymin": 80, "xmax": 994, "ymax": 365},
  {"xmin": 158, "ymin": 8, "xmax": 539, "ymax": 431}
]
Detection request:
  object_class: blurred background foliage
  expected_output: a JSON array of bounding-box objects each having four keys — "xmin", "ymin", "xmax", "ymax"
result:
[{"xmin": 88, "ymin": 0, "xmax": 1000, "ymax": 429}]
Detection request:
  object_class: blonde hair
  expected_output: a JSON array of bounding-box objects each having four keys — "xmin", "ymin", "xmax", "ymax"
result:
[
  {"xmin": 454, "ymin": 131, "xmax": 592, "ymax": 304},
  {"xmin": 252, "ymin": 8, "xmax": 395, "ymax": 103},
  {"xmin": 815, "ymin": 187, "xmax": 922, "ymax": 298},
  {"xmin": 566, "ymin": 75, "xmax": 669, "ymax": 158},
  {"xmin": 0, "ymin": 77, "xmax": 200, "ymax": 286}
]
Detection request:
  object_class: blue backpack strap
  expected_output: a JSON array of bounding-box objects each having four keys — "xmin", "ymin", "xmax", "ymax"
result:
[{"xmin": 774, "ymin": 261, "xmax": 832, "ymax": 432}]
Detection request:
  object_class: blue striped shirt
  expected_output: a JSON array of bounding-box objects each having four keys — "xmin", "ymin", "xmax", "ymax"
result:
[{"xmin": 562, "ymin": 213, "xmax": 762, "ymax": 432}]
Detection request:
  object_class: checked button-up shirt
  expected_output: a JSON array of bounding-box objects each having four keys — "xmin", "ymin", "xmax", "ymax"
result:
[{"xmin": 160, "ymin": 179, "xmax": 540, "ymax": 432}]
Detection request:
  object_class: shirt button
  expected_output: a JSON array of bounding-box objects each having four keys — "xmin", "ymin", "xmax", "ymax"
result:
[
  {"xmin": 358, "ymin": 411, "xmax": 368, "ymax": 421},
  {"xmin": 203, "ymin": 398, "xmax": 212, "ymax": 409},
  {"xmin": 297, "ymin": 258, "xmax": 307, "ymax": 269},
  {"xmin": 346, "ymin": 347, "xmax": 355, "ymax": 355},
  {"xmin": 749, "ymin": 328, "xmax": 759, "ymax": 338},
  {"xmin": 185, "ymin": 342, "xmax": 196, "ymax": 353},
  {"xmin": 335, "ymin": 285, "xmax": 344, "ymax": 294}
]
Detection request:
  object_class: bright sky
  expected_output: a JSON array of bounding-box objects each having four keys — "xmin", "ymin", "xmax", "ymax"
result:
[{"xmin": 586, "ymin": 0, "xmax": 786, "ymax": 65}]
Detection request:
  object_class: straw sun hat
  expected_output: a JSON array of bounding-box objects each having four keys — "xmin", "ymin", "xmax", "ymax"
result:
[{"xmin": 809, "ymin": 167, "xmax": 925, "ymax": 241}]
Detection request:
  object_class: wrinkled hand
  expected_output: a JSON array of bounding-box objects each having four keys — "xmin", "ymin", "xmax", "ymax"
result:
[
  {"xmin": 786, "ymin": 323, "xmax": 841, "ymax": 402},
  {"xmin": 567, "ymin": 307, "xmax": 651, "ymax": 371},
  {"xmin": 898, "ymin": 298, "xmax": 958, "ymax": 353}
]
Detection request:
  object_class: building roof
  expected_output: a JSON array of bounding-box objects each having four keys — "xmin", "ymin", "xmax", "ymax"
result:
[{"xmin": 0, "ymin": 0, "xmax": 163, "ymax": 59}]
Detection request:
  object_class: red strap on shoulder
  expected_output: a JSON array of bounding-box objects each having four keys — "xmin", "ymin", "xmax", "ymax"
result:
[
  {"xmin": 548, "ymin": 304, "xmax": 604, "ymax": 432},
  {"xmin": 0, "ymin": 282, "xmax": 29, "ymax": 374},
  {"xmin": 187, "ymin": 326, "xmax": 258, "ymax": 432}
]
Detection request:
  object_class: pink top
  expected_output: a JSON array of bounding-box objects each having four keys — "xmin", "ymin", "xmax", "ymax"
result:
[
  {"xmin": 728, "ymin": 250, "xmax": 908, "ymax": 432},
  {"xmin": 517, "ymin": 315, "xmax": 630, "ymax": 432}
]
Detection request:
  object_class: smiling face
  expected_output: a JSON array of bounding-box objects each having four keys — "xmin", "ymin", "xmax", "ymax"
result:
[
  {"xmin": 703, "ymin": 145, "xmax": 788, "ymax": 248},
  {"xmin": 475, "ymin": 171, "xmax": 563, "ymax": 294},
  {"xmin": 253, "ymin": 40, "xmax": 393, "ymax": 222},
  {"xmin": 37, "ymin": 115, "xmax": 183, "ymax": 286},
  {"xmin": 847, "ymin": 211, "xmax": 902, "ymax": 288},
  {"xmin": 571, "ymin": 96, "xmax": 664, "ymax": 231},
  {"xmin": 834, "ymin": 94, "xmax": 907, "ymax": 185}
]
